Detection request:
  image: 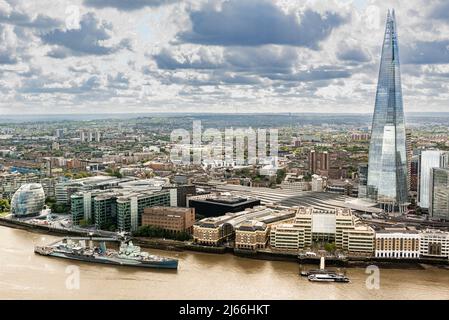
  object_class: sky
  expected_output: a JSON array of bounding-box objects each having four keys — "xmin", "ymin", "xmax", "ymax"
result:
[{"xmin": 0, "ymin": 0, "xmax": 448, "ymax": 115}]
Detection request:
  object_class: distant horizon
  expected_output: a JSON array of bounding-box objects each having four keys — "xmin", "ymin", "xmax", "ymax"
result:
[{"xmin": 2, "ymin": 111, "xmax": 449, "ymax": 116}]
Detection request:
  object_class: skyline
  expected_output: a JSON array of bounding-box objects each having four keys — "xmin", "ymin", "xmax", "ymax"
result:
[{"xmin": 1, "ymin": 0, "xmax": 449, "ymax": 115}]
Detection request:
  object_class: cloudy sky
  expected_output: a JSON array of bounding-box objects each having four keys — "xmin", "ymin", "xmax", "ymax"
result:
[{"xmin": 0, "ymin": 0, "xmax": 448, "ymax": 114}]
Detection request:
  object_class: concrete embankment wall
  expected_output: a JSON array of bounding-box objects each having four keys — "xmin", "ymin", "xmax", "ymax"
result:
[{"xmin": 0, "ymin": 217, "xmax": 90, "ymax": 237}]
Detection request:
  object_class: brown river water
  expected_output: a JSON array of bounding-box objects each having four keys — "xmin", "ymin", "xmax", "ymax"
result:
[{"xmin": 1, "ymin": 226, "xmax": 449, "ymax": 300}]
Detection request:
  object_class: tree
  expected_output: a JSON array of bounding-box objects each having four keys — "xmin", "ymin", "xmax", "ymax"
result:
[
  {"xmin": 50, "ymin": 203, "xmax": 68, "ymax": 214},
  {"xmin": 324, "ymin": 242, "xmax": 336, "ymax": 253},
  {"xmin": 0, "ymin": 199, "xmax": 10, "ymax": 213},
  {"xmin": 276, "ymin": 168, "xmax": 287, "ymax": 184}
]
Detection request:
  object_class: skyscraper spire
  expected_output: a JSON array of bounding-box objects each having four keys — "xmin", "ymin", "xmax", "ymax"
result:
[{"xmin": 367, "ymin": 10, "xmax": 408, "ymax": 213}]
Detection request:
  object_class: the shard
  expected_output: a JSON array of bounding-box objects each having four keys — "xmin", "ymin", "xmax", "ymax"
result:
[{"xmin": 367, "ymin": 10, "xmax": 408, "ymax": 213}]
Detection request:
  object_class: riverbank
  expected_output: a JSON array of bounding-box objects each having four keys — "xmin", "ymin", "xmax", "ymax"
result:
[{"xmin": 1, "ymin": 217, "xmax": 449, "ymax": 269}]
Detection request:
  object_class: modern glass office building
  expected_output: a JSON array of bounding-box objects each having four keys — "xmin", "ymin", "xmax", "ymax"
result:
[
  {"xmin": 11, "ymin": 183, "xmax": 45, "ymax": 217},
  {"xmin": 418, "ymin": 150, "xmax": 449, "ymax": 209},
  {"xmin": 367, "ymin": 10, "xmax": 408, "ymax": 213},
  {"xmin": 430, "ymin": 168, "xmax": 449, "ymax": 221}
]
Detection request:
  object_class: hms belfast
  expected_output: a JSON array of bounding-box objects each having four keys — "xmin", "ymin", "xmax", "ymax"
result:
[{"xmin": 34, "ymin": 234, "xmax": 178, "ymax": 269}]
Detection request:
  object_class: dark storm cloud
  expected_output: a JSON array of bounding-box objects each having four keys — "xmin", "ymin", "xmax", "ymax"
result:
[
  {"xmin": 83, "ymin": 0, "xmax": 177, "ymax": 11},
  {"xmin": 402, "ymin": 40, "xmax": 449, "ymax": 64},
  {"xmin": 40, "ymin": 13, "xmax": 131, "ymax": 57},
  {"xmin": 177, "ymin": 0, "xmax": 346, "ymax": 48}
]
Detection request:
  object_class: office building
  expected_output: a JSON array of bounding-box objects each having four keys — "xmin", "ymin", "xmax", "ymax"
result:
[
  {"xmin": 71, "ymin": 186, "xmax": 176, "ymax": 231},
  {"xmin": 311, "ymin": 175, "xmax": 324, "ymax": 192},
  {"xmin": 142, "ymin": 206, "xmax": 195, "ymax": 234},
  {"xmin": 374, "ymin": 229, "xmax": 420, "ymax": 258},
  {"xmin": 367, "ymin": 11, "xmax": 408, "ymax": 213},
  {"xmin": 11, "ymin": 183, "xmax": 45, "ymax": 217},
  {"xmin": 188, "ymin": 193, "xmax": 260, "ymax": 217},
  {"xmin": 270, "ymin": 207, "xmax": 375, "ymax": 253},
  {"xmin": 419, "ymin": 229, "xmax": 449, "ymax": 258},
  {"xmin": 418, "ymin": 150, "xmax": 449, "ymax": 209},
  {"xmin": 429, "ymin": 168, "xmax": 449, "ymax": 221},
  {"xmin": 117, "ymin": 189, "xmax": 174, "ymax": 232},
  {"xmin": 358, "ymin": 164, "xmax": 368, "ymax": 198},
  {"xmin": 193, "ymin": 206, "xmax": 295, "ymax": 247}
]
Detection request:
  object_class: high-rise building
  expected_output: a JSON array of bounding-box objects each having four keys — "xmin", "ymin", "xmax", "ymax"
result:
[
  {"xmin": 55, "ymin": 129, "xmax": 64, "ymax": 139},
  {"xmin": 358, "ymin": 163, "xmax": 368, "ymax": 198},
  {"xmin": 418, "ymin": 150, "xmax": 449, "ymax": 209},
  {"xmin": 367, "ymin": 10, "xmax": 408, "ymax": 213},
  {"xmin": 410, "ymin": 156, "xmax": 419, "ymax": 193},
  {"xmin": 406, "ymin": 130, "xmax": 412, "ymax": 193},
  {"xmin": 429, "ymin": 168, "xmax": 449, "ymax": 221}
]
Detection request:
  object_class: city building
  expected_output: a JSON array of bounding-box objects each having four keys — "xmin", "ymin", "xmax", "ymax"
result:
[
  {"xmin": 406, "ymin": 130, "xmax": 412, "ymax": 193},
  {"xmin": 71, "ymin": 186, "xmax": 176, "ymax": 231},
  {"xmin": 418, "ymin": 150, "xmax": 449, "ymax": 210},
  {"xmin": 116, "ymin": 189, "xmax": 175, "ymax": 232},
  {"xmin": 11, "ymin": 183, "xmax": 45, "ymax": 217},
  {"xmin": 56, "ymin": 176, "xmax": 140, "ymax": 205},
  {"xmin": 374, "ymin": 229, "xmax": 420, "ymax": 259},
  {"xmin": 410, "ymin": 156, "xmax": 419, "ymax": 193},
  {"xmin": 80, "ymin": 130, "xmax": 101, "ymax": 143},
  {"xmin": 429, "ymin": 168, "xmax": 449, "ymax": 221},
  {"xmin": 142, "ymin": 206, "xmax": 195, "ymax": 234},
  {"xmin": 357, "ymin": 164, "xmax": 368, "ymax": 198},
  {"xmin": 367, "ymin": 11, "xmax": 409, "ymax": 213},
  {"xmin": 270, "ymin": 224, "xmax": 304, "ymax": 250},
  {"xmin": 55, "ymin": 128, "xmax": 64, "ymax": 139},
  {"xmin": 419, "ymin": 229, "xmax": 449, "ymax": 258},
  {"xmin": 188, "ymin": 193, "xmax": 261, "ymax": 217},
  {"xmin": 193, "ymin": 206, "xmax": 295, "ymax": 247},
  {"xmin": 235, "ymin": 221, "xmax": 269, "ymax": 250},
  {"xmin": 172, "ymin": 184, "xmax": 196, "ymax": 207},
  {"xmin": 0, "ymin": 173, "xmax": 40, "ymax": 199},
  {"xmin": 270, "ymin": 207, "xmax": 375, "ymax": 254},
  {"xmin": 311, "ymin": 175, "xmax": 324, "ymax": 192},
  {"xmin": 309, "ymin": 150, "xmax": 329, "ymax": 176}
]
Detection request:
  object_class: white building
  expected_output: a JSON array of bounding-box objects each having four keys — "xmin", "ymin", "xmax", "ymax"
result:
[
  {"xmin": 419, "ymin": 150, "xmax": 449, "ymax": 209},
  {"xmin": 270, "ymin": 224, "xmax": 304, "ymax": 249},
  {"xmin": 375, "ymin": 230, "xmax": 420, "ymax": 259},
  {"xmin": 311, "ymin": 174, "xmax": 324, "ymax": 192},
  {"xmin": 419, "ymin": 229, "xmax": 449, "ymax": 258}
]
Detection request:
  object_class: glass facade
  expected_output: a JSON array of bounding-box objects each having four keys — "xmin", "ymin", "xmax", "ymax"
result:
[
  {"xmin": 418, "ymin": 151, "xmax": 449, "ymax": 209},
  {"xmin": 11, "ymin": 183, "xmax": 45, "ymax": 217},
  {"xmin": 430, "ymin": 168, "xmax": 449, "ymax": 221},
  {"xmin": 367, "ymin": 10, "xmax": 408, "ymax": 212}
]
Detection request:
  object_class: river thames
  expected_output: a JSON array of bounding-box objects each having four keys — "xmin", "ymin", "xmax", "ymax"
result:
[{"xmin": 1, "ymin": 226, "xmax": 449, "ymax": 300}]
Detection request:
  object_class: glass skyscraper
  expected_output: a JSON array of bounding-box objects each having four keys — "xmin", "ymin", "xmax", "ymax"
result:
[
  {"xmin": 430, "ymin": 168, "xmax": 449, "ymax": 221},
  {"xmin": 367, "ymin": 10, "xmax": 408, "ymax": 213}
]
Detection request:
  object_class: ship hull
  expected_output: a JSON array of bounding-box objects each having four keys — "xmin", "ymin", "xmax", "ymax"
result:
[{"xmin": 35, "ymin": 250, "xmax": 178, "ymax": 269}]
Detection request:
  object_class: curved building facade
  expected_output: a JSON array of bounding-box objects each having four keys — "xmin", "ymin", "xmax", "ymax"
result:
[{"xmin": 11, "ymin": 183, "xmax": 45, "ymax": 217}]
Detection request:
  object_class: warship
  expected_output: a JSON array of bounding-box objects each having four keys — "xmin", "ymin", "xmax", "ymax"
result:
[{"xmin": 34, "ymin": 234, "xmax": 178, "ymax": 269}]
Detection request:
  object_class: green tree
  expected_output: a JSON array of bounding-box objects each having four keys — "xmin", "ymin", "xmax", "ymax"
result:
[
  {"xmin": 276, "ymin": 168, "xmax": 287, "ymax": 184},
  {"xmin": 324, "ymin": 242, "xmax": 336, "ymax": 253},
  {"xmin": 0, "ymin": 199, "xmax": 10, "ymax": 213}
]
